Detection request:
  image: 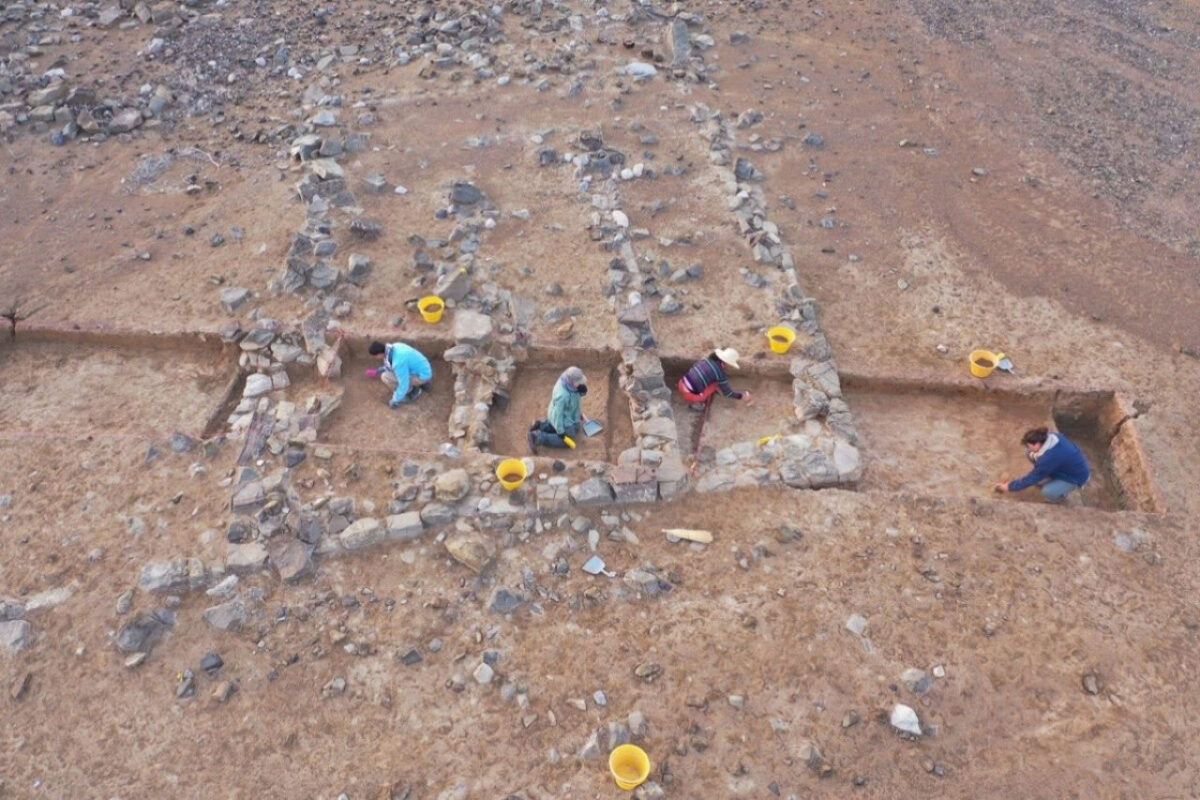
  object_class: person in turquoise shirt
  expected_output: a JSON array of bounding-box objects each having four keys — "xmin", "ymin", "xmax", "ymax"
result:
[
  {"xmin": 529, "ymin": 366, "xmax": 587, "ymax": 453},
  {"xmin": 365, "ymin": 341, "xmax": 433, "ymax": 407}
]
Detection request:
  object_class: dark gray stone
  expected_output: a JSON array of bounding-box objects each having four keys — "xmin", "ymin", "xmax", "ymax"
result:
[
  {"xmin": 450, "ymin": 182, "xmax": 483, "ymax": 205},
  {"xmin": 490, "ymin": 588, "xmax": 524, "ymax": 614}
]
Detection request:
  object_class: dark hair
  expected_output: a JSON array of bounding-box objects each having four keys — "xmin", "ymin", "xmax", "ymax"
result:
[
  {"xmin": 1021, "ymin": 427, "xmax": 1049, "ymax": 446},
  {"xmin": 368, "ymin": 341, "xmax": 386, "ymax": 356}
]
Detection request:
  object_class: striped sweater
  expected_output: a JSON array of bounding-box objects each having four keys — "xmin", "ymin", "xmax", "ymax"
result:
[{"xmin": 683, "ymin": 356, "xmax": 741, "ymax": 399}]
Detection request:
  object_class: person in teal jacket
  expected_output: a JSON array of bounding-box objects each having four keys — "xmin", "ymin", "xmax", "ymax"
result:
[
  {"xmin": 365, "ymin": 341, "xmax": 433, "ymax": 407},
  {"xmin": 528, "ymin": 366, "xmax": 587, "ymax": 453}
]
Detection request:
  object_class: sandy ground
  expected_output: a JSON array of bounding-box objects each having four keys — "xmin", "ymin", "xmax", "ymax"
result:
[{"xmin": 2, "ymin": 0, "xmax": 1200, "ymax": 797}]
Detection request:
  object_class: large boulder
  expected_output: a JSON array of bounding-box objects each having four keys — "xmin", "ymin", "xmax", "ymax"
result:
[{"xmin": 434, "ymin": 468, "xmax": 471, "ymax": 502}]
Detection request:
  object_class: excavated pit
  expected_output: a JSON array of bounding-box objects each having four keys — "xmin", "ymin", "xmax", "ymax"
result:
[
  {"xmin": 0, "ymin": 331, "xmax": 236, "ymax": 438},
  {"xmin": 664, "ymin": 358, "xmax": 798, "ymax": 456},
  {"xmin": 489, "ymin": 352, "xmax": 634, "ymax": 462},
  {"xmin": 291, "ymin": 339, "xmax": 455, "ymax": 456},
  {"xmin": 844, "ymin": 376, "xmax": 1160, "ymax": 512}
]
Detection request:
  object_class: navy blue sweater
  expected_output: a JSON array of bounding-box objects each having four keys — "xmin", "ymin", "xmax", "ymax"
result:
[{"xmin": 1009, "ymin": 434, "xmax": 1091, "ymax": 491}]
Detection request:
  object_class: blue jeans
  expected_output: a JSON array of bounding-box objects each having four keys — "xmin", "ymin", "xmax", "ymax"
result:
[
  {"xmin": 534, "ymin": 421, "xmax": 579, "ymax": 449},
  {"xmin": 1041, "ymin": 479, "xmax": 1083, "ymax": 503}
]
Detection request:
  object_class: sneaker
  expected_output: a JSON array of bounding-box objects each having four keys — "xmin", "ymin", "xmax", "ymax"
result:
[
  {"xmin": 689, "ymin": 402, "xmax": 707, "ymax": 411},
  {"xmin": 527, "ymin": 429, "xmax": 539, "ymax": 455},
  {"xmin": 406, "ymin": 385, "xmax": 427, "ymax": 401}
]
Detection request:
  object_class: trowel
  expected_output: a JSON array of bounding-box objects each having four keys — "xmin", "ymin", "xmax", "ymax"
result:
[
  {"xmin": 996, "ymin": 356, "xmax": 1015, "ymax": 373},
  {"xmin": 582, "ymin": 555, "xmax": 615, "ymax": 577}
]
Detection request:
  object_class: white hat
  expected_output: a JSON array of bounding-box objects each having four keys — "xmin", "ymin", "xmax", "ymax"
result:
[{"xmin": 714, "ymin": 347, "xmax": 741, "ymax": 369}]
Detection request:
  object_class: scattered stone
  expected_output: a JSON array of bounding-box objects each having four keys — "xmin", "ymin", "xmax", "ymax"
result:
[
  {"xmin": 10, "ymin": 670, "xmax": 32, "ymax": 701},
  {"xmin": 450, "ymin": 182, "xmax": 483, "ymax": 205},
  {"xmin": 445, "ymin": 532, "xmax": 496, "ymax": 573},
  {"xmin": 1082, "ymin": 672, "xmax": 1100, "ymax": 695},
  {"xmin": 116, "ymin": 611, "xmax": 170, "ymax": 654},
  {"xmin": 270, "ymin": 540, "xmax": 313, "ymax": 583},
  {"xmin": 490, "ymin": 588, "xmax": 524, "ymax": 615},
  {"xmin": 0, "ymin": 620, "xmax": 31, "ymax": 655},
  {"xmin": 139, "ymin": 561, "xmax": 189, "ymax": 594},
  {"xmin": 226, "ymin": 542, "xmax": 269, "ymax": 574},
  {"xmin": 901, "ymin": 668, "xmax": 932, "ymax": 695},
  {"xmin": 634, "ymin": 662, "xmax": 662, "ymax": 682},
  {"xmin": 206, "ymin": 575, "xmax": 239, "ymax": 598},
  {"xmin": 220, "ymin": 287, "xmax": 251, "ymax": 314},
  {"xmin": 473, "ymin": 662, "xmax": 495, "ymax": 684},
  {"xmin": 890, "ymin": 704, "xmax": 922, "ymax": 736},
  {"xmin": 845, "ymin": 614, "xmax": 868, "ymax": 636},
  {"xmin": 203, "ymin": 599, "xmax": 247, "ymax": 632},
  {"xmin": 625, "ymin": 62, "xmax": 658, "ymax": 80},
  {"xmin": 107, "ymin": 108, "xmax": 143, "ymax": 134},
  {"xmin": 802, "ymin": 131, "xmax": 826, "ymax": 149},
  {"xmin": 200, "ymin": 652, "xmax": 224, "ymax": 674}
]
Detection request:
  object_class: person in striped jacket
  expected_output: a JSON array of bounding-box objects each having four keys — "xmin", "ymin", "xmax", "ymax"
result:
[{"xmin": 677, "ymin": 348, "xmax": 754, "ymax": 410}]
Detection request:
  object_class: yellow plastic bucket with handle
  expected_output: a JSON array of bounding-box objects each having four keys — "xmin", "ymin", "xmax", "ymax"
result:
[
  {"xmin": 766, "ymin": 325, "xmax": 796, "ymax": 354},
  {"xmin": 969, "ymin": 349, "xmax": 1004, "ymax": 379},
  {"xmin": 609, "ymin": 744, "xmax": 651, "ymax": 791},
  {"xmin": 418, "ymin": 295, "xmax": 445, "ymax": 323},
  {"xmin": 495, "ymin": 458, "xmax": 528, "ymax": 491}
]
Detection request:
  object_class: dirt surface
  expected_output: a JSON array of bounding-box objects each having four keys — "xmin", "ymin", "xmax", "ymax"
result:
[
  {"xmin": 0, "ymin": 337, "xmax": 233, "ymax": 437},
  {"xmin": 3, "ymin": 0, "xmax": 1200, "ymax": 798},
  {"xmin": 314, "ymin": 354, "xmax": 455, "ymax": 457}
]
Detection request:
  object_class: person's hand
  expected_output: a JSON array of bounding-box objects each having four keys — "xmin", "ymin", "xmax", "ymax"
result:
[
  {"xmin": 993, "ymin": 482, "xmax": 1010, "ymax": 493},
  {"xmin": 742, "ymin": 391, "xmax": 755, "ymax": 406},
  {"xmin": 365, "ymin": 368, "xmax": 381, "ymax": 379}
]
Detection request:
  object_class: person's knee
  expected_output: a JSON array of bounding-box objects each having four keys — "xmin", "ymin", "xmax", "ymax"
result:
[{"xmin": 1041, "ymin": 482, "xmax": 1073, "ymax": 503}]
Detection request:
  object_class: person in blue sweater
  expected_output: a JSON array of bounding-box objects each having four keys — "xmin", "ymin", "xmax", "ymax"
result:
[
  {"xmin": 365, "ymin": 340, "xmax": 433, "ymax": 408},
  {"xmin": 994, "ymin": 427, "xmax": 1091, "ymax": 503}
]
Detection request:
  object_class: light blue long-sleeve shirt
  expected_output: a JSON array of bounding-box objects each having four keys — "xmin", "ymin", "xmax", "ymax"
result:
[
  {"xmin": 385, "ymin": 343, "xmax": 433, "ymax": 407},
  {"xmin": 546, "ymin": 376, "xmax": 582, "ymax": 434}
]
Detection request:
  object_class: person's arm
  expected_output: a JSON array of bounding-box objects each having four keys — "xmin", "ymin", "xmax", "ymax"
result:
[{"xmin": 1007, "ymin": 459, "xmax": 1051, "ymax": 492}]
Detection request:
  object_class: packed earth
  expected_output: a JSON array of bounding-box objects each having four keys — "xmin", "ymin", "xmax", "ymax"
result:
[{"xmin": 2, "ymin": 0, "xmax": 1199, "ymax": 798}]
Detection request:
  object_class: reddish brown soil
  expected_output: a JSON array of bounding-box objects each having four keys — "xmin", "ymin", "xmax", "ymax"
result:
[{"xmin": 2, "ymin": 0, "xmax": 1200, "ymax": 797}]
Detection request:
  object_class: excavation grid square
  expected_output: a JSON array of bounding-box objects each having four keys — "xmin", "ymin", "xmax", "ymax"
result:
[{"xmin": 489, "ymin": 363, "xmax": 634, "ymax": 462}]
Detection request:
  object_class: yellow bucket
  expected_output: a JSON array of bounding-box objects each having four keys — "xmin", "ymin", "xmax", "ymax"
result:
[
  {"xmin": 418, "ymin": 295, "xmax": 445, "ymax": 323},
  {"xmin": 495, "ymin": 458, "xmax": 528, "ymax": 491},
  {"xmin": 766, "ymin": 325, "xmax": 796, "ymax": 355},
  {"xmin": 609, "ymin": 744, "xmax": 651, "ymax": 791},
  {"xmin": 969, "ymin": 349, "xmax": 1004, "ymax": 379}
]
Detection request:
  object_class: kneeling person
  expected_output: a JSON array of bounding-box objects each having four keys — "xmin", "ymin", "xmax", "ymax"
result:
[
  {"xmin": 529, "ymin": 367, "xmax": 588, "ymax": 453},
  {"xmin": 366, "ymin": 340, "xmax": 433, "ymax": 408},
  {"xmin": 677, "ymin": 347, "xmax": 754, "ymax": 410},
  {"xmin": 995, "ymin": 426, "xmax": 1091, "ymax": 503}
]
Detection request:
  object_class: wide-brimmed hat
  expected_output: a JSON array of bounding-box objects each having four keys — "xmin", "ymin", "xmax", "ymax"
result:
[{"xmin": 714, "ymin": 347, "xmax": 741, "ymax": 369}]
